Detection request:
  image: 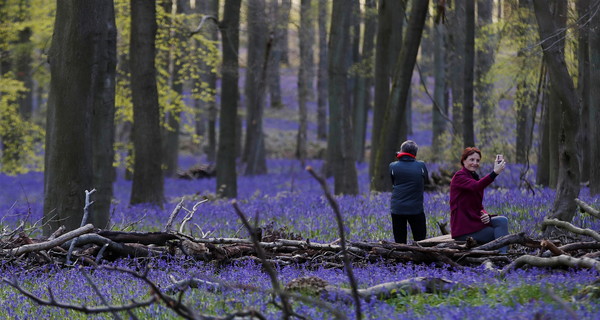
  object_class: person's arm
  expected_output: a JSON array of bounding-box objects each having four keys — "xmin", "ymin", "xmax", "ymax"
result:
[{"xmin": 452, "ymin": 170, "xmax": 495, "ymax": 192}]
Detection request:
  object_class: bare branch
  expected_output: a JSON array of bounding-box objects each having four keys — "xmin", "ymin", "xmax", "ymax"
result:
[
  {"xmin": 306, "ymin": 166, "xmax": 362, "ymax": 320},
  {"xmin": 542, "ymin": 219, "xmax": 600, "ymax": 241},
  {"xmin": 1, "ymin": 224, "xmax": 95, "ymax": 256},
  {"xmin": 575, "ymin": 198, "xmax": 600, "ymax": 219},
  {"xmin": 502, "ymin": 254, "xmax": 600, "ymax": 275}
]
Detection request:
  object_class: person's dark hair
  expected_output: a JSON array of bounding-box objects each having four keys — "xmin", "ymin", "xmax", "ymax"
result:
[
  {"xmin": 460, "ymin": 147, "xmax": 481, "ymax": 167},
  {"xmin": 400, "ymin": 140, "xmax": 418, "ymax": 156}
]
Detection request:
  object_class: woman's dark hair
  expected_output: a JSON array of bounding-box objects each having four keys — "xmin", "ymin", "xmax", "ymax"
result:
[{"xmin": 460, "ymin": 147, "xmax": 481, "ymax": 167}]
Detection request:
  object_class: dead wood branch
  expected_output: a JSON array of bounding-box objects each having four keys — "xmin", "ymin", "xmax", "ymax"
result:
[
  {"xmin": 473, "ymin": 232, "xmax": 541, "ymax": 251},
  {"xmin": 542, "ymin": 219, "xmax": 600, "ymax": 241},
  {"xmin": 559, "ymin": 241, "xmax": 600, "ymax": 252},
  {"xmin": 575, "ymin": 198, "xmax": 600, "ymax": 219},
  {"xmin": 0, "ymin": 224, "xmax": 94, "ymax": 256},
  {"xmin": 97, "ymin": 230, "xmax": 179, "ymax": 245},
  {"xmin": 164, "ymin": 198, "xmax": 185, "ymax": 232},
  {"xmin": 502, "ymin": 254, "xmax": 600, "ymax": 275},
  {"xmin": 327, "ymin": 277, "xmax": 461, "ymax": 302},
  {"xmin": 2, "ymin": 276, "xmax": 156, "ymax": 314},
  {"xmin": 61, "ymin": 234, "xmax": 162, "ymax": 259},
  {"xmin": 541, "ymin": 239, "xmax": 567, "ymax": 256}
]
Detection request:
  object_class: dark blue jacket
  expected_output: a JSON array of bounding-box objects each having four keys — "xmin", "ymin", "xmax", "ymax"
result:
[{"xmin": 389, "ymin": 155, "xmax": 430, "ymax": 215}]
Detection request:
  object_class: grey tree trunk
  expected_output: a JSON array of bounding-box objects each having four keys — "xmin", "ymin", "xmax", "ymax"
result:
[
  {"xmin": 15, "ymin": 27, "xmax": 34, "ymax": 120},
  {"xmin": 533, "ymin": 0, "xmax": 581, "ymax": 227},
  {"xmin": 577, "ymin": 0, "xmax": 590, "ymax": 181},
  {"xmin": 431, "ymin": 0, "xmax": 448, "ymax": 163},
  {"xmin": 279, "ymin": 0, "xmax": 292, "ymax": 65},
  {"xmin": 297, "ymin": 0, "xmax": 313, "ymax": 164},
  {"xmin": 371, "ymin": 0, "xmax": 430, "ymax": 192},
  {"xmin": 317, "ymin": 0, "xmax": 328, "ymax": 140},
  {"xmin": 475, "ymin": 0, "xmax": 496, "ymax": 148},
  {"xmin": 369, "ymin": 0, "xmax": 405, "ymax": 180},
  {"xmin": 266, "ymin": 0, "xmax": 290, "ymax": 109},
  {"xmin": 244, "ymin": 0, "xmax": 268, "ymax": 175},
  {"xmin": 589, "ymin": 1, "xmax": 600, "ymax": 195},
  {"xmin": 447, "ymin": 0, "xmax": 465, "ymax": 151},
  {"xmin": 130, "ymin": 0, "xmax": 164, "ymax": 207},
  {"xmin": 193, "ymin": 0, "xmax": 219, "ymax": 163},
  {"xmin": 462, "ymin": 0, "xmax": 475, "ymax": 148},
  {"xmin": 329, "ymin": 0, "xmax": 358, "ymax": 195},
  {"xmin": 161, "ymin": 0, "xmax": 183, "ymax": 178},
  {"xmin": 44, "ymin": 0, "xmax": 116, "ymax": 233},
  {"xmin": 536, "ymin": 89, "xmax": 551, "ymax": 186},
  {"xmin": 353, "ymin": 0, "xmax": 376, "ymax": 163},
  {"xmin": 216, "ymin": 0, "xmax": 241, "ymax": 198}
]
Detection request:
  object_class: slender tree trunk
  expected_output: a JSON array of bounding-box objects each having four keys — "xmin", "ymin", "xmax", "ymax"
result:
[
  {"xmin": 266, "ymin": 0, "xmax": 289, "ymax": 109},
  {"xmin": 536, "ymin": 86, "xmax": 551, "ymax": 186},
  {"xmin": 279, "ymin": 0, "xmax": 292, "ymax": 65},
  {"xmin": 462, "ymin": 0, "xmax": 475, "ymax": 148},
  {"xmin": 431, "ymin": 0, "xmax": 447, "ymax": 163},
  {"xmin": 297, "ymin": 0, "xmax": 313, "ymax": 164},
  {"xmin": 589, "ymin": 1, "xmax": 600, "ymax": 195},
  {"xmin": 369, "ymin": 0, "xmax": 405, "ymax": 179},
  {"xmin": 475, "ymin": 0, "xmax": 496, "ymax": 148},
  {"xmin": 216, "ymin": 0, "xmax": 241, "ymax": 198},
  {"xmin": 447, "ymin": 0, "xmax": 465, "ymax": 151},
  {"xmin": 44, "ymin": 1, "xmax": 115, "ymax": 233},
  {"xmin": 576, "ymin": 0, "xmax": 590, "ymax": 182},
  {"xmin": 532, "ymin": 0, "xmax": 581, "ymax": 227},
  {"xmin": 329, "ymin": 0, "xmax": 358, "ymax": 195},
  {"xmin": 317, "ymin": 0, "xmax": 328, "ymax": 140},
  {"xmin": 371, "ymin": 0, "xmax": 429, "ymax": 192},
  {"xmin": 244, "ymin": 0, "xmax": 268, "ymax": 175},
  {"xmin": 353, "ymin": 0, "xmax": 376, "ymax": 163},
  {"xmin": 515, "ymin": 0, "xmax": 538, "ymax": 164},
  {"xmin": 130, "ymin": 0, "xmax": 164, "ymax": 207}
]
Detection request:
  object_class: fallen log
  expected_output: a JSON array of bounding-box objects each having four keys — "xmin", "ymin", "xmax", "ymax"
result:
[
  {"xmin": 575, "ymin": 198, "xmax": 600, "ymax": 219},
  {"xmin": 501, "ymin": 254, "xmax": 600, "ymax": 275},
  {"xmin": 0, "ymin": 224, "xmax": 95, "ymax": 256}
]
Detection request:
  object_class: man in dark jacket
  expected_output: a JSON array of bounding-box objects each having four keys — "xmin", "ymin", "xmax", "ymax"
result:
[{"xmin": 389, "ymin": 140, "xmax": 430, "ymax": 243}]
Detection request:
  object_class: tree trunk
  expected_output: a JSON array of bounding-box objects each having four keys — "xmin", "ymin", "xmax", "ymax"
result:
[
  {"xmin": 532, "ymin": 0, "xmax": 581, "ymax": 227},
  {"xmin": 266, "ymin": 0, "xmax": 289, "ymax": 109},
  {"xmin": 353, "ymin": 0, "xmax": 376, "ymax": 163},
  {"xmin": 193, "ymin": 0, "xmax": 219, "ymax": 163},
  {"xmin": 244, "ymin": 0, "xmax": 268, "ymax": 175},
  {"xmin": 371, "ymin": 0, "xmax": 429, "ymax": 192},
  {"xmin": 447, "ymin": 0, "xmax": 465, "ymax": 151},
  {"xmin": 462, "ymin": 0, "xmax": 475, "ymax": 148},
  {"xmin": 130, "ymin": 0, "xmax": 164, "ymax": 207},
  {"xmin": 216, "ymin": 0, "xmax": 241, "ymax": 198},
  {"xmin": 44, "ymin": 0, "xmax": 115, "ymax": 233},
  {"xmin": 317, "ymin": 0, "xmax": 328, "ymax": 140},
  {"xmin": 431, "ymin": 0, "xmax": 448, "ymax": 163},
  {"xmin": 536, "ymin": 88, "xmax": 551, "ymax": 186},
  {"xmin": 515, "ymin": 0, "xmax": 538, "ymax": 164},
  {"xmin": 577, "ymin": 0, "xmax": 590, "ymax": 182},
  {"xmin": 589, "ymin": 1, "xmax": 600, "ymax": 195},
  {"xmin": 369, "ymin": 0, "xmax": 405, "ymax": 183},
  {"xmin": 475, "ymin": 0, "xmax": 496, "ymax": 148},
  {"xmin": 161, "ymin": 0, "xmax": 182, "ymax": 178},
  {"xmin": 297, "ymin": 0, "xmax": 313, "ymax": 164},
  {"xmin": 329, "ymin": 0, "xmax": 358, "ymax": 195},
  {"xmin": 279, "ymin": 0, "xmax": 292, "ymax": 65}
]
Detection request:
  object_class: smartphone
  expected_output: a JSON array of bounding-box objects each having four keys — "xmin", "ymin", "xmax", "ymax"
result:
[{"xmin": 496, "ymin": 154, "xmax": 504, "ymax": 164}]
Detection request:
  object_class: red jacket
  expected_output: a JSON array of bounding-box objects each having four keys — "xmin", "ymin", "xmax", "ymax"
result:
[{"xmin": 449, "ymin": 167, "xmax": 497, "ymax": 238}]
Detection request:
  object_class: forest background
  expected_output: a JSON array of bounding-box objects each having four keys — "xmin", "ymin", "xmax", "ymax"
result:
[
  {"xmin": 1, "ymin": 0, "xmax": 600, "ymax": 318},
  {"xmin": 1, "ymin": 0, "xmax": 598, "ymax": 234}
]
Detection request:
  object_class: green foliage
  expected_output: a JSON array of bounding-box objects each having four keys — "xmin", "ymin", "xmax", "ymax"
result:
[{"xmin": 0, "ymin": 76, "xmax": 44, "ymax": 175}]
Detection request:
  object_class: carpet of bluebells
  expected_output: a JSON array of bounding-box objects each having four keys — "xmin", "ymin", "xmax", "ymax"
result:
[
  {"xmin": 2, "ymin": 71, "xmax": 600, "ymax": 318},
  {"xmin": 2, "ymin": 158, "xmax": 600, "ymax": 319}
]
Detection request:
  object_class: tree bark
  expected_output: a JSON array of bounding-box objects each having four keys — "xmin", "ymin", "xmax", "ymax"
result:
[
  {"xmin": 216, "ymin": 0, "xmax": 241, "ymax": 198},
  {"xmin": 353, "ymin": 0, "xmax": 376, "ymax": 163},
  {"xmin": 243, "ymin": 0, "xmax": 268, "ymax": 175},
  {"xmin": 328, "ymin": 0, "xmax": 359, "ymax": 195},
  {"xmin": 577, "ymin": 0, "xmax": 590, "ymax": 179},
  {"xmin": 297, "ymin": 0, "xmax": 313, "ymax": 164},
  {"xmin": 130, "ymin": 0, "xmax": 165, "ymax": 207},
  {"xmin": 317, "ymin": 0, "xmax": 328, "ymax": 140},
  {"xmin": 462, "ymin": 0, "xmax": 475, "ymax": 148},
  {"xmin": 44, "ymin": 1, "xmax": 115, "ymax": 233},
  {"xmin": 475, "ymin": 0, "xmax": 496, "ymax": 148},
  {"xmin": 447, "ymin": 0, "xmax": 465, "ymax": 152},
  {"xmin": 371, "ymin": 0, "xmax": 428, "ymax": 192},
  {"xmin": 369, "ymin": 0, "xmax": 405, "ymax": 188},
  {"xmin": 589, "ymin": 0, "xmax": 600, "ymax": 195},
  {"xmin": 431, "ymin": 0, "xmax": 447, "ymax": 162},
  {"xmin": 532, "ymin": 0, "xmax": 581, "ymax": 228}
]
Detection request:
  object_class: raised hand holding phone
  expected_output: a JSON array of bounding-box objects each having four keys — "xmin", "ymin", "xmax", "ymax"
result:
[{"xmin": 494, "ymin": 154, "xmax": 505, "ymax": 174}]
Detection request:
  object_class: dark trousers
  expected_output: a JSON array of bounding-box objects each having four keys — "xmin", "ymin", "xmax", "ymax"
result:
[{"xmin": 391, "ymin": 212, "xmax": 427, "ymax": 244}]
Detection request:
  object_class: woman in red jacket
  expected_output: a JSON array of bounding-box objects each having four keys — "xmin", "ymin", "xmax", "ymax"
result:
[{"xmin": 449, "ymin": 147, "xmax": 508, "ymax": 253}]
